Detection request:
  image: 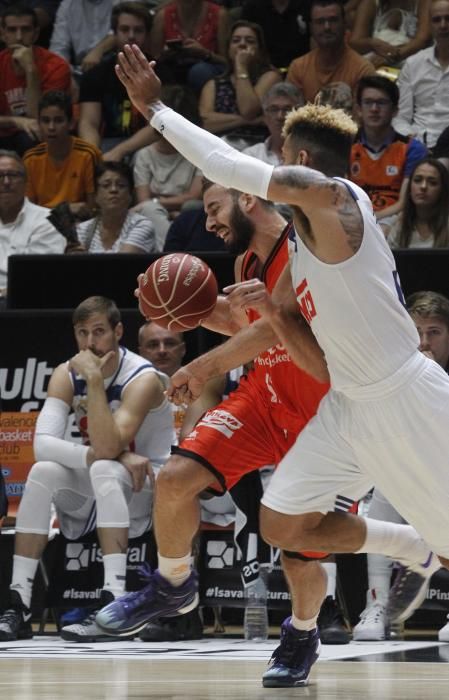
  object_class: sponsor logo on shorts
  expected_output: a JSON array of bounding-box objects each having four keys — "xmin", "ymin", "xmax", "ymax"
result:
[{"xmin": 196, "ymin": 410, "xmax": 243, "ymax": 439}]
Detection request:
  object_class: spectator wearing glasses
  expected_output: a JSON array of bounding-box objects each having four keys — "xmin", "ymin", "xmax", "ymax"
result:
[
  {"xmin": 0, "ymin": 148, "xmax": 64, "ymax": 303},
  {"xmin": 349, "ymin": 75, "xmax": 427, "ymax": 223},
  {"xmin": 242, "ymin": 81, "xmax": 305, "ymax": 166},
  {"xmin": 71, "ymin": 161, "xmax": 156, "ymax": 254},
  {"xmin": 393, "ymin": 0, "xmax": 449, "ymax": 148}
]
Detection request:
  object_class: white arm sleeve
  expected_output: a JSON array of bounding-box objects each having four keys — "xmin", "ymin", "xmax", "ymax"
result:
[
  {"xmin": 34, "ymin": 397, "xmax": 89, "ymax": 469},
  {"xmin": 150, "ymin": 107, "xmax": 274, "ymax": 199}
]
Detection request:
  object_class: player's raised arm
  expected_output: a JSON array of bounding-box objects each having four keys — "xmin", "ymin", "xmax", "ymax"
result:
[{"xmin": 116, "ymin": 46, "xmax": 359, "ymax": 222}]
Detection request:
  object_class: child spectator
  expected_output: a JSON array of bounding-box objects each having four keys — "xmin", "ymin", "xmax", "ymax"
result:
[{"xmin": 24, "ymin": 91, "xmax": 101, "ymax": 219}]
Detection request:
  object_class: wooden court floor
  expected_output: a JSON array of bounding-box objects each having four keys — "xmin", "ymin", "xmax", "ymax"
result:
[{"xmin": 1, "ymin": 637, "xmax": 448, "ymax": 699}]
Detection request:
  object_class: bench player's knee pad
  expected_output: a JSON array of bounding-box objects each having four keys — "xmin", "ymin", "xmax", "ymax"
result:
[
  {"xmin": 90, "ymin": 459, "xmax": 132, "ymax": 528},
  {"xmin": 15, "ymin": 461, "xmax": 65, "ymax": 534}
]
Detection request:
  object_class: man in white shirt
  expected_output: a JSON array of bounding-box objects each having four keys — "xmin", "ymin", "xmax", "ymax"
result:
[
  {"xmin": 49, "ymin": 0, "xmax": 121, "ymax": 75},
  {"xmin": 393, "ymin": 0, "xmax": 449, "ymax": 148},
  {"xmin": 243, "ymin": 82, "xmax": 305, "ymax": 166},
  {"xmin": 0, "ymin": 149, "xmax": 64, "ymax": 304}
]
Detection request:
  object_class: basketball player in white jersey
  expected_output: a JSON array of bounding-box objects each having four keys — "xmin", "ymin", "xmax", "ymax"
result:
[
  {"xmin": 0, "ymin": 296, "xmax": 174, "ymax": 643},
  {"xmin": 104, "ymin": 47, "xmax": 449, "ymax": 685}
]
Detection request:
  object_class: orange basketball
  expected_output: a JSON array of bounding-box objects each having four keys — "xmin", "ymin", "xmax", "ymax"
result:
[{"xmin": 138, "ymin": 253, "xmax": 218, "ymax": 331}]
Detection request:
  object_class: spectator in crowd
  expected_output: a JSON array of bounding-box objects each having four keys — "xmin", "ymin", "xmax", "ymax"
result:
[
  {"xmin": 286, "ymin": 0, "xmax": 375, "ymax": 105},
  {"xmin": 138, "ymin": 321, "xmax": 187, "ymax": 381},
  {"xmin": 0, "ymin": 1, "xmax": 61, "ymax": 48},
  {"xmin": 163, "ymin": 206, "xmax": 227, "ymax": 252},
  {"xmin": 0, "ymin": 149, "xmax": 64, "ymax": 304},
  {"xmin": 0, "ymin": 295, "xmax": 175, "ymax": 642},
  {"xmin": 353, "ymin": 290, "xmax": 449, "ymax": 642},
  {"xmin": 49, "ymin": 0, "xmax": 123, "ymax": 77},
  {"xmin": 243, "ymin": 81, "xmax": 304, "ymax": 166},
  {"xmin": 0, "ymin": 3, "xmax": 71, "ymax": 154},
  {"xmin": 240, "ymin": 0, "xmax": 311, "ymax": 71},
  {"xmin": 71, "ymin": 161, "xmax": 156, "ymax": 253},
  {"xmin": 199, "ymin": 20, "xmax": 280, "ymax": 151},
  {"xmin": 23, "ymin": 90, "xmax": 101, "ymax": 219},
  {"xmin": 149, "ymin": 0, "xmax": 229, "ymax": 94},
  {"xmin": 78, "ymin": 2, "xmax": 154, "ymax": 162},
  {"xmin": 350, "ymin": 75, "xmax": 427, "ymax": 222},
  {"xmin": 133, "ymin": 84, "xmax": 203, "ymax": 251},
  {"xmin": 393, "ymin": 0, "xmax": 449, "ymax": 148},
  {"xmin": 386, "ymin": 157, "xmax": 449, "ymax": 248},
  {"xmin": 349, "ymin": 0, "xmax": 432, "ymax": 69}
]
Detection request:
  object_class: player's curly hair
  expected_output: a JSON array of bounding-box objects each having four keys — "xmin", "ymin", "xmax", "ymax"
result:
[{"xmin": 282, "ymin": 103, "xmax": 357, "ymax": 177}]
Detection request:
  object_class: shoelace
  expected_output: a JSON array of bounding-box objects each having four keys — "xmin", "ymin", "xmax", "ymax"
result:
[
  {"xmin": 272, "ymin": 626, "xmax": 310, "ymax": 666},
  {"xmin": 360, "ymin": 603, "xmax": 385, "ymax": 624}
]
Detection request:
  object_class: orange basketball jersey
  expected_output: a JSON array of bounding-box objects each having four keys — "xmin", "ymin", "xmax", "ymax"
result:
[
  {"xmin": 350, "ymin": 136, "xmax": 411, "ymax": 211},
  {"xmin": 241, "ymin": 223, "xmax": 329, "ymax": 434}
]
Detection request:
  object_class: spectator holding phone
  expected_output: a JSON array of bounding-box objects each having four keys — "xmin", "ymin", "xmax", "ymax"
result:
[{"xmin": 150, "ymin": 0, "xmax": 230, "ymax": 93}]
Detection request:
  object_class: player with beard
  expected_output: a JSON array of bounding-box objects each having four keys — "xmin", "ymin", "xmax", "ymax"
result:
[{"xmin": 96, "ymin": 181, "xmax": 341, "ymax": 679}]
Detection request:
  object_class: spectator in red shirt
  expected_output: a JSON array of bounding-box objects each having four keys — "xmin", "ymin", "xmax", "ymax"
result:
[{"xmin": 0, "ymin": 4, "xmax": 71, "ymax": 155}]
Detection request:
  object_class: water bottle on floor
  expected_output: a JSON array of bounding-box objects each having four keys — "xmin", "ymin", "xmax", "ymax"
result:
[{"xmin": 244, "ymin": 567, "xmax": 269, "ymax": 641}]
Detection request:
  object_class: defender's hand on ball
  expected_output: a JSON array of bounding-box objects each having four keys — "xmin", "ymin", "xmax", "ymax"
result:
[
  {"xmin": 115, "ymin": 44, "xmax": 161, "ymax": 119},
  {"xmin": 224, "ymin": 279, "xmax": 278, "ymax": 319}
]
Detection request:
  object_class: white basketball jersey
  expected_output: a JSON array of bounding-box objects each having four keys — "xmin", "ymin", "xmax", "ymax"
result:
[
  {"xmin": 70, "ymin": 346, "xmax": 175, "ymax": 467},
  {"xmin": 290, "ymin": 179, "xmax": 420, "ymax": 395}
]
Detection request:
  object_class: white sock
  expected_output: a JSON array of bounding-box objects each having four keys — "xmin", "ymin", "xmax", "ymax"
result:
[
  {"xmin": 322, "ymin": 562, "xmax": 337, "ymax": 599},
  {"xmin": 10, "ymin": 555, "xmax": 39, "ymax": 608},
  {"xmin": 367, "ymin": 553, "xmax": 394, "ymax": 605},
  {"xmin": 158, "ymin": 553, "xmax": 191, "ymax": 586},
  {"xmin": 356, "ymin": 519, "xmax": 430, "ymax": 564},
  {"xmin": 291, "ymin": 613, "xmax": 318, "ymax": 632},
  {"xmin": 103, "ymin": 553, "xmax": 127, "ymax": 598}
]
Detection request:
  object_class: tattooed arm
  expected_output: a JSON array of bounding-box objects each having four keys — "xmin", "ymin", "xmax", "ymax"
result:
[{"xmin": 268, "ymin": 166, "xmax": 364, "ymax": 260}]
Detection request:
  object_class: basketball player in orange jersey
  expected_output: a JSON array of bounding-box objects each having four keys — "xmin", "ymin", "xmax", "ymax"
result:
[
  {"xmin": 99, "ymin": 44, "xmax": 447, "ymax": 688},
  {"xmin": 97, "ymin": 179, "xmax": 338, "ymax": 684}
]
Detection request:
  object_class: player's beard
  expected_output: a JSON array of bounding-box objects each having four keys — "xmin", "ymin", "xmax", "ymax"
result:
[{"xmin": 227, "ymin": 204, "xmax": 255, "ymax": 254}]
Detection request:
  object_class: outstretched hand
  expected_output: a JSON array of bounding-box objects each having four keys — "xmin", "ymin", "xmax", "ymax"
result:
[{"xmin": 115, "ymin": 44, "xmax": 161, "ymax": 118}]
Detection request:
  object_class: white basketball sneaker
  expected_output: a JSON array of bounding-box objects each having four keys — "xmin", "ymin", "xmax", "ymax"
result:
[{"xmin": 353, "ymin": 591, "xmax": 389, "ymax": 641}]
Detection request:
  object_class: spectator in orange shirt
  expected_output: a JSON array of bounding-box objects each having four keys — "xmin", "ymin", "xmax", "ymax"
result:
[
  {"xmin": 24, "ymin": 91, "xmax": 101, "ymax": 219},
  {"xmin": 0, "ymin": 4, "xmax": 71, "ymax": 155},
  {"xmin": 286, "ymin": 0, "xmax": 375, "ymax": 106}
]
